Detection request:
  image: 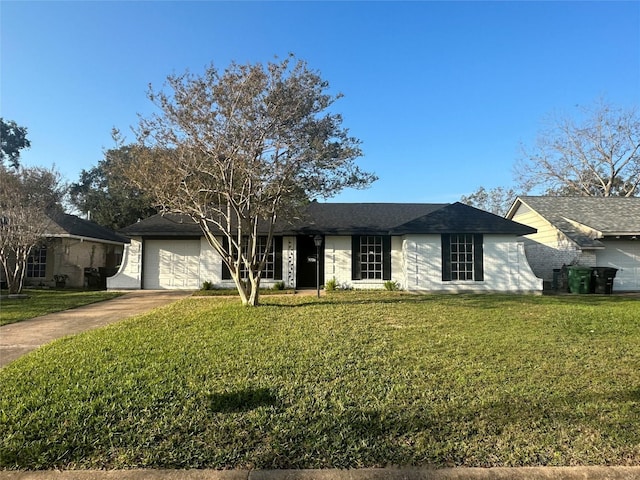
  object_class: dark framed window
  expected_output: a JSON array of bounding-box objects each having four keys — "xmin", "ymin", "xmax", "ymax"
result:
[
  {"xmin": 222, "ymin": 236, "xmax": 282, "ymax": 280},
  {"xmin": 352, "ymin": 235, "xmax": 391, "ymax": 280},
  {"xmin": 27, "ymin": 245, "xmax": 47, "ymax": 278},
  {"xmin": 442, "ymin": 233, "xmax": 484, "ymax": 281}
]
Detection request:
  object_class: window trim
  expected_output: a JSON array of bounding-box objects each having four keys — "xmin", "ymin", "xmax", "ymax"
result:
[
  {"xmin": 352, "ymin": 235, "xmax": 391, "ymax": 281},
  {"xmin": 442, "ymin": 233, "xmax": 484, "ymax": 282},
  {"xmin": 27, "ymin": 245, "xmax": 47, "ymax": 278},
  {"xmin": 222, "ymin": 236, "xmax": 282, "ymax": 281}
]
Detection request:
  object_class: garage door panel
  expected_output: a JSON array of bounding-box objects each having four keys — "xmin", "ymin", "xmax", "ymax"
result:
[
  {"xmin": 598, "ymin": 241, "xmax": 640, "ymax": 291},
  {"xmin": 144, "ymin": 240, "xmax": 201, "ymax": 289}
]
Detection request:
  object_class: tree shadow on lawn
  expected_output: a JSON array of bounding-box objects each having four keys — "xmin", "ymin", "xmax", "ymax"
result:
[
  {"xmin": 208, "ymin": 387, "xmax": 279, "ymax": 413},
  {"xmin": 260, "ymin": 294, "xmax": 454, "ymax": 309},
  {"xmin": 259, "ymin": 292, "xmax": 640, "ymax": 311}
]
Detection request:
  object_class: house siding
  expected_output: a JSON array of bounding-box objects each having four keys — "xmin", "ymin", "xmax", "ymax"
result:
[
  {"xmin": 109, "ymin": 233, "xmax": 542, "ymax": 293},
  {"xmin": 597, "ymin": 239, "xmax": 640, "ymax": 291},
  {"xmin": 402, "ymin": 234, "xmax": 540, "ymax": 292},
  {"xmin": 108, "ymin": 236, "xmax": 295, "ymax": 290},
  {"xmin": 511, "ymin": 203, "xmax": 592, "ymax": 282},
  {"xmin": 323, "ymin": 236, "xmax": 356, "ymax": 289},
  {"xmin": 25, "ymin": 237, "xmax": 122, "ymax": 289},
  {"xmin": 107, "ymin": 238, "xmax": 143, "ymax": 289},
  {"xmin": 321, "ymin": 234, "xmax": 541, "ymax": 292}
]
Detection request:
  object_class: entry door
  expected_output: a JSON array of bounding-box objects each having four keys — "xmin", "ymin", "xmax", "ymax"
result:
[{"xmin": 296, "ymin": 235, "xmax": 324, "ymax": 288}]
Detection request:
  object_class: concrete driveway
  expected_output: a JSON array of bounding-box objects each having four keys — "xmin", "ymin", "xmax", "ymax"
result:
[{"xmin": 0, "ymin": 290, "xmax": 191, "ymax": 368}]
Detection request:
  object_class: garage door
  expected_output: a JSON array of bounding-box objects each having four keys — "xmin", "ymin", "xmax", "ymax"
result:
[
  {"xmin": 144, "ymin": 239, "xmax": 201, "ymax": 289},
  {"xmin": 597, "ymin": 240, "xmax": 640, "ymax": 291}
]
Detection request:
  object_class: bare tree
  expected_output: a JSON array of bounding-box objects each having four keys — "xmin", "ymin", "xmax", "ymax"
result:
[
  {"xmin": 0, "ymin": 165, "xmax": 65, "ymax": 294},
  {"xmin": 460, "ymin": 186, "xmax": 519, "ymax": 217},
  {"xmin": 118, "ymin": 56, "xmax": 376, "ymax": 306},
  {"xmin": 516, "ymin": 100, "xmax": 640, "ymax": 197}
]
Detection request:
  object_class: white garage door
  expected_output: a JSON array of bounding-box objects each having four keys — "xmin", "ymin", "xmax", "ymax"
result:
[
  {"xmin": 597, "ymin": 240, "xmax": 640, "ymax": 292},
  {"xmin": 144, "ymin": 239, "xmax": 201, "ymax": 289}
]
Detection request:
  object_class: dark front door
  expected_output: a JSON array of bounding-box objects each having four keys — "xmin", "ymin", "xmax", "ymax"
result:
[{"xmin": 296, "ymin": 235, "xmax": 324, "ymax": 288}]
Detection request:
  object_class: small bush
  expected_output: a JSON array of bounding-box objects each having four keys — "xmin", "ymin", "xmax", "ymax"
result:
[
  {"xmin": 325, "ymin": 277, "xmax": 338, "ymax": 292},
  {"xmin": 272, "ymin": 281, "xmax": 285, "ymax": 291},
  {"xmin": 384, "ymin": 280, "xmax": 401, "ymax": 291},
  {"xmin": 201, "ymin": 281, "xmax": 214, "ymax": 291}
]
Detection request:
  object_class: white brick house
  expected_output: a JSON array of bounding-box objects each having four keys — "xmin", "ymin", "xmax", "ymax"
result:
[
  {"xmin": 506, "ymin": 196, "xmax": 640, "ymax": 292},
  {"xmin": 108, "ymin": 202, "xmax": 542, "ymax": 293}
]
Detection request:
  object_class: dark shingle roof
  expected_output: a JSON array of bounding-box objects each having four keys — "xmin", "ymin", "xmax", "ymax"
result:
[
  {"xmin": 119, "ymin": 214, "xmax": 202, "ymax": 237},
  {"xmin": 510, "ymin": 196, "xmax": 640, "ymax": 248},
  {"xmin": 392, "ymin": 202, "xmax": 537, "ymax": 235},
  {"xmin": 46, "ymin": 213, "xmax": 129, "ymax": 244},
  {"xmin": 286, "ymin": 202, "xmax": 448, "ymax": 235},
  {"xmin": 120, "ymin": 202, "xmax": 536, "ymax": 237}
]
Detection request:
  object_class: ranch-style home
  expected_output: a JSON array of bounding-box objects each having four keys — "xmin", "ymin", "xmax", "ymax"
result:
[
  {"xmin": 108, "ymin": 201, "xmax": 542, "ymax": 293},
  {"xmin": 506, "ymin": 196, "xmax": 640, "ymax": 292},
  {"xmin": 22, "ymin": 213, "xmax": 128, "ymax": 289}
]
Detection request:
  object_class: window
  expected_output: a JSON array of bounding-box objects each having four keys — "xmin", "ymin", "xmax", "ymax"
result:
[
  {"xmin": 360, "ymin": 236, "xmax": 383, "ymax": 279},
  {"xmin": 27, "ymin": 245, "xmax": 47, "ymax": 278},
  {"xmin": 442, "ymin": 234, "xmax": 484, "ymax": 281},
  {"xmin": 352, "ymin": 235, "xmax": 391, "ymax": 280},
  {"xmin": 241, "ymin": 236, "xmax": 274, "ymax": 279},
  {"xmin": 450, "ymin": 234, "xmax": 474, "ymax": 280},
  {"xmin": 222, "ymin": 236, "xmax": 282, "ymax": 280}
]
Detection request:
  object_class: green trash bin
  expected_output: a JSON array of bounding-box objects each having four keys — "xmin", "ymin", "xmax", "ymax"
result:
[{"xmin": 568, "ymin": 266, "xmax": 592, "ymax": 294}]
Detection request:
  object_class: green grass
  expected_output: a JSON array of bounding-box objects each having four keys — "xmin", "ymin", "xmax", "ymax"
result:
[
  {"xmin": 192, "ymin": 287, "xmax": 296, "ymax": 296},
  {"xmin": 0, "ymin": 289, "xmax": 123, "ymax": 325},
  {"xmin": 1, "ymin": 292, "xmax": 639, "ymax": 469}
]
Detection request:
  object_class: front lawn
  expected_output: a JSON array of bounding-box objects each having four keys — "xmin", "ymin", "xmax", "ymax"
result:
[
  {"xmin": 0, "ymin": 289, "xmax": 123, "ymax": 326},
  {"xmin": 1, "ymin": 292, "xmax": 638, "ymax": 469}
]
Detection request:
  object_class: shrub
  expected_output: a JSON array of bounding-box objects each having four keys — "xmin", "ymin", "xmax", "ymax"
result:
[
  {"xmin": 384, "ymin": 280, "xmax": 401, "ymax": 291},
  {"xmin": 325, "ymin": 277, "xmax": 338, "ymax": 292},
  {"xmin": 272, "ymin": 281, "xmax": 285, "ymax": 291},
  {"xmin": 201, "ymin": 281, "xmax": 214, "ymax": 291}
]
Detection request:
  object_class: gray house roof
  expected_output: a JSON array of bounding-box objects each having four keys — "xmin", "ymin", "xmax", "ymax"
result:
[
  {"xmin": 120, "ymin": 202, "xmax": 536, "ymax": 237},
  {"xmin": 46, "ymin": 213, "xmax": 129, "ymax": 244},
  {"xmin": 391, "ymin": 202, "xmax": 536, "ymax": 235},
  {"xmin": 506, "ymin": 196, "xmax": 640, "ymax": 248}
]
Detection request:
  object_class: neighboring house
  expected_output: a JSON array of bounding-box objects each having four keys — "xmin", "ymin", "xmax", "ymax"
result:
[
  {"xmin": 24, "ymin": 213, "xmax": 129, "ymax": 289},
  {"xmin": 506, "ymin": 196, "xmax": 640, "ymax": 292},
  {"xmin": 108, "ymin": 202, "xmax": 542, "ymax": 293}
]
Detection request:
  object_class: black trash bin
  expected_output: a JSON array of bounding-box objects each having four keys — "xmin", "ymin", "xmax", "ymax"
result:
[
  {"xmin": 591, "ymin": 267, "xmax": 618, "ymax": 294},
  {"xmin": 84, "ymin": 268, "xmax": 101, "ymax": 289}
]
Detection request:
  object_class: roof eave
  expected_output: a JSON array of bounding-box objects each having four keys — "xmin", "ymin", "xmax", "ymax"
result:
[{"xmin": 44, "ymin": 233, "xmax": 129, "ymax": 245}]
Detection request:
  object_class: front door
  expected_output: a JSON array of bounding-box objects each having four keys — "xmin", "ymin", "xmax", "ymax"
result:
[{"xmin": 296, "ymin": 235, "xmax": 324, "ymax": 288}]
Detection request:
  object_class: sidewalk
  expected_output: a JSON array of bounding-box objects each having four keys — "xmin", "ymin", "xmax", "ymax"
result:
[
  {"xmin": 1, "ymin": 466, "xmax": 639, "ymax": 479},
  {"xmin": 0, "ymin": 290, "xmax": 191, "ymax": 368}
]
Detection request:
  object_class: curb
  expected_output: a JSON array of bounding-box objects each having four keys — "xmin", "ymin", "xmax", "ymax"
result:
[{"xmin": 1, "ymin": 467, "xmax": 639, "ymax": 480}]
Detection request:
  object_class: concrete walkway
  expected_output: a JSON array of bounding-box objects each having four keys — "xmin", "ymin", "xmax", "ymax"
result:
[{"xmin": 0, "ymin": 290, "xmax": 191, "ymax": 368}]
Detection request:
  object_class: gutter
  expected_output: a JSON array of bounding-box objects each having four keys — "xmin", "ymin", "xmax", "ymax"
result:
[{"xmin": 43, "ymin": 233, "xmax": 129, "ymax": 246}]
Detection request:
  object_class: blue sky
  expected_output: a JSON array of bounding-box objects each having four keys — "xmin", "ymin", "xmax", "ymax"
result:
[{"xmin": 2, "ymin": 1, "xmax": 639, "ymax": 204}]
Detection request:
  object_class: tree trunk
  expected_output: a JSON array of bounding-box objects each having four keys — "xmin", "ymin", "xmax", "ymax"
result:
[
  {"xmin": 231, "ymin": 273, "xmax": 261, "ymax": 306},
  {"xmin": 3, "ymin": 250, "xmax": 27, "ymax": 295},
  {"xmin": 247, "ymin": 272, "xmax": 261, "ymax": 307}
]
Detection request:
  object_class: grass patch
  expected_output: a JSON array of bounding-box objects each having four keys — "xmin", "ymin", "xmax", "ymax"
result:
[
  {"xmin": 1, "ymin": 292, "xmax": 639, "ymax": 469},
  {"xmin": 0, "ymin": 289, "xmax": 123, "ymax": 326},
  {"xmin": 192, "ymin": 288, "xmax": 296, "ymax": 297}
]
